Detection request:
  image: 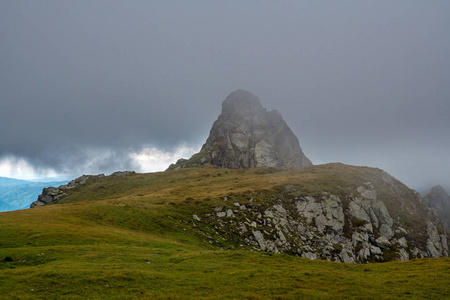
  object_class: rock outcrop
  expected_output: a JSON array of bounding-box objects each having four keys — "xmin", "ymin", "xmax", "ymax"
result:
[
  {"xmin": 168, "ymin": 89, "xmax": 312, "ymax": 170},
  {"xmin": 30, "ymin": 174, "xmax": 105, "ymax": 207},
  {"xmin": 186, "ymin": 165, "xmax": 449, "ymax": 262},
  {"xmin": 110, "ymin": 171, "xmax": 136, "ymax": 177},
  {"xmin": 422, "ymin": 185, "xmax": 450, "ymax": 230},
  {"xmin": 30, "ymin": 171, "xmax": 135, "ymax": 208}
]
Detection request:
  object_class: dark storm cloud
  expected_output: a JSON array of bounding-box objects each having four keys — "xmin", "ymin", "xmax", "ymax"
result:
[{"xmin": 1, "ymin": 1, "xmax": 449, "ymax": 189}]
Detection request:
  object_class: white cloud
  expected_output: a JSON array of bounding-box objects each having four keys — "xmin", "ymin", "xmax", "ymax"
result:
[
  {"xmin": 129, "ymin": 145, "xmax": 198, "ymax": 172},
  {"xmin": 0, "ymin": 145, "xmax": 199, "ymax": 180},
  {"xmin": 0, "ymin": 156, "xmax": 60, "ymax": 180}
]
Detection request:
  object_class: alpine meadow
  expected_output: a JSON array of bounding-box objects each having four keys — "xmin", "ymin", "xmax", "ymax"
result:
[{"xmin": 1, "ymin": 1, "xmax": 450, "ymax": 299}]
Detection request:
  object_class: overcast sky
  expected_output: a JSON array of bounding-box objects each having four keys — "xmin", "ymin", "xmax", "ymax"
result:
[{"xmin": 1, "ymin": 1, "xmax": 449, "ymax": 191}]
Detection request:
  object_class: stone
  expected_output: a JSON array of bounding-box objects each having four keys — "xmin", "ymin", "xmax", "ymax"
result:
[
  {"xmin": 375, "ymin": 236, "xmax": 391, "ymax": 249},
  {"xmin": 368, "ymin": 208, "xmax": 380, "ymax": 229},
  {"xmin": 398, "ymin": 248, "xmax": 409, "ymax": 261},
  {"xmin": 427, "ymin": 239, "xmax": 441, "ymax": 258},
  {"xmin": 370, "ymin": 245, "xmax": 383, "ymax": 256},
  {"xmin": 167, "ymin": 90, "xmax": 312, "ymax": 170},
  {"xmin": 278, "ymin": 230, "xmax": 287, "ymax": 244},
  {"xmin": 379, "ymin": 224, "xmax": 394, "ymax": 239},
  {"xmin": 349, "ymin": 199, "xmax": 369, "ymax": 220},
  {"xmin": 425, "ymin": 221, "xmax": 448, "ymax": 257},
  {"xmin": 253, "ymin": 230, "xmax": 267, "ymax": 251},
  {"xmin": 441, "ymin": 234, "xmax": 449, "ymax": 253},
  {"xmin": 296, "ymin": 195, "xmax": 345, "ymax": 234},
  {"xmin": 239, "ymin": 223, "xmax": 248, "ymax": 234},
  {"xmin": 397, "ymin": 237, "xmax": 408, "ymax": 248},
  {"xmin": 296, "ymin": 196, "xmax": 322, "ymax": 224},
  {"xmin": 265, "ymin": 240, "xmax": 279, "ymax": 253},
  {"xmin": 397, "ymin": 227, "xmax": 408, "ymax": 234},
  {"xmin": 357, "ymin": 186, "xmax": 377, "ymax": 200},
  {"xmin": 427, "ymin": 222, "xmax": 441, "ymax": 246},
  {"xmin": 339, "ymin": 250, "xmax": 355, "ymax": 263},
  {"xmin": 273, "ymin": 204, "xmax": 287, "ymax": 215},
  {"xmin": 59, "ymin": 174, "xmax": 105, "ymax": 189},
  {"xmin": 352, "ymin": 232, "xmax": 369, "ymax": 245},
  {"xmin": 264, "ymin": 209, "xmax": 274, "ymax": 218},
  {"xmin": 358, "ymin": 246, "xmax": 371, "ymax": 260},
  {"xmin": 371, "ymin": 201, "xmax": 394, "ymax": 227},
  {"xmin": 217, "ymin": 212, "xmax": 226, "ymax": 218}
]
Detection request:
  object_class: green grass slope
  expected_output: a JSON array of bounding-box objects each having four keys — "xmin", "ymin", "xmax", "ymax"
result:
[{"xmin": 0, "ymin": 164, "xmax": 449, "ymax": 299}]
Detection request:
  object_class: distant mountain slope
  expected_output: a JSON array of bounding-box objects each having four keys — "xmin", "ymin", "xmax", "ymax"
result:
[
  {"xmin": 0, "ymin": 177, "xmax": 67, "ymax": 212},
  {"xmin": 422, "ymin": 185, "xmax": 450, "ymax": 230},
  {"xmin": 0, "ymin": 177, "xmax": 30, "ymax": 186}
]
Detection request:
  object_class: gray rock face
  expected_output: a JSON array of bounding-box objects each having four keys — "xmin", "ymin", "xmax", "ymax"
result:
[
  {"xmin": 422, "ymin": 185, "xmax": 450, "ymax": 230},
  {"xmin": 30, "ymin": 187, "xmax": 67, "ymax": 208},
  {"xmin": 189, "ymin": 179, "xmax": 449, "ymax": 263},
  {"xmin": 169, "ymin": 90, "xmax": 312, "ymax": 169}
]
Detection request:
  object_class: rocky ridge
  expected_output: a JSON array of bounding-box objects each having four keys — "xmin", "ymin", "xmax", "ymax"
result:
[
  {"xmin": 169, "ymin": 89, "xmax": 312, "ymax": 170},
  {"xmin": 422, "ymin": 185, "xmax": 450, "ymax": 230},
  {"xmin": 30, "ymin": 171, "xmax": 135, "ymax": 208}
]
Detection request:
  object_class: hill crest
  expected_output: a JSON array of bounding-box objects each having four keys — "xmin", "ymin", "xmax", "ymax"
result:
[{"xmin": 29, "ymin": 163, "xmax": 449, "ymax": 262}]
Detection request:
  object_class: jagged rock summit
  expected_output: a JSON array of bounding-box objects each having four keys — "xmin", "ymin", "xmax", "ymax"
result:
[
  {"xmin": 169, "ymin": 89, "xmax": 312, "ymax": 169},
  {"xmin": 423, "ymin": 185, "xmax": 450, "ymax": 230}
]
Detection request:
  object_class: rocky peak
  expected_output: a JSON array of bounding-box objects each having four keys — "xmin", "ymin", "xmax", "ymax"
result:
[
  {"xmin": 422, "ymin": 185, "xmax": 450, "ymax": 230},
  {"xmin": 426, "ymin": 185, "xmax": 449, "ymax": 199},
  {"xmin": 221, "ymin": 89, "xmax": 265, "ymax": 116},
  {"xmin": 169, "ymin": 89, "xmax": 312, "ymax": 169}
]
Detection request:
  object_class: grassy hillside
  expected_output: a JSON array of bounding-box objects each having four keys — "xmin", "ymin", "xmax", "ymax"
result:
[{"xmin": 0, "ymin": 164, "xmax": 449, "ymax": 299}]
